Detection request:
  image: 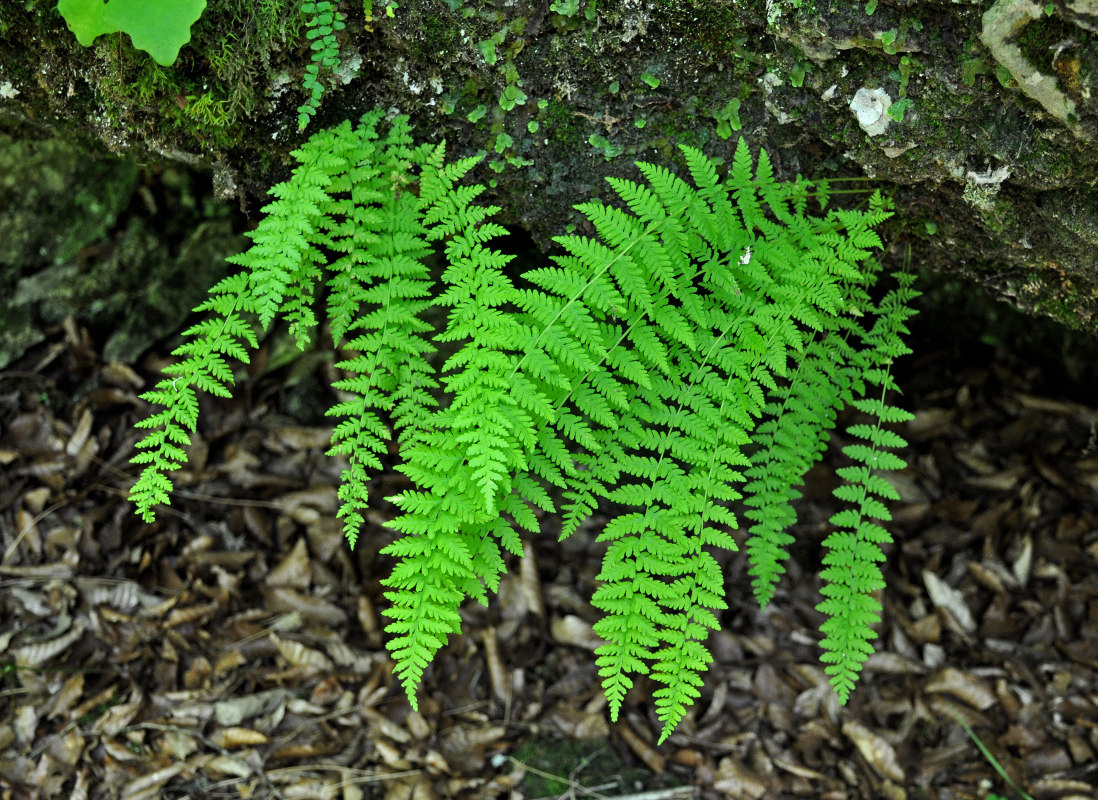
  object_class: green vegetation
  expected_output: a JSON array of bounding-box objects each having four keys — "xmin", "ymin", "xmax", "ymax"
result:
[
  {"xmin": 57, "ymin": 0, "xmax": 208, "ymax": 65},
  {"xmin": 297, "ymin": 0, "xmax": 345, "ymax": 130},
  {"xmin": 128, "ymin": 110, "xmax": 916, "ymax": 742}
]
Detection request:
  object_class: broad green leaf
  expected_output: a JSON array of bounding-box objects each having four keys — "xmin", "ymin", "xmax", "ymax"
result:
[{"xmin": 57, "ymin": 0, "xmax": 207, "ymax": 65}]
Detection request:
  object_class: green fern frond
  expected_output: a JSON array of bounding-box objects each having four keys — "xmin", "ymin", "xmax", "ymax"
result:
[
  {"xmin": 818, "ymin": 271, "xmax": 918, "ymax": 702},
  {"xmin": 130, "ymin": 113, "xmax": 916, "ymax": 739},
  {"xmin": 129, "ymin": 272, "xmax": 259, "ymax": 522},
  {"xmin": 743, "ymin": 335, "xmax": 854, "ymax": 608},
  {"xmin": 297, "ymin": 0, "xmax": 345, "ymax": 130}
]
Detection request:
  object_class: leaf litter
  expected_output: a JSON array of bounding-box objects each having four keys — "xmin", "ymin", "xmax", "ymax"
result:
[{"xmin": 0, "ymin": 317, "xmax": 1096, "ymax": 799}]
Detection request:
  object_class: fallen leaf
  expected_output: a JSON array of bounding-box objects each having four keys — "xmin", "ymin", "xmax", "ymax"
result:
[
  {"xmin": 843, "ymin": 720, "xmax": 904, "ymax": 782},
  {"xmin": 922, "ymin": 570, "xmax": 976, "ymax": 633}
]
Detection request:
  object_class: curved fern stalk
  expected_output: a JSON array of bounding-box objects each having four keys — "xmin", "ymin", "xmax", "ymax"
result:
[
  {"xmin": 380, "ymin": 134, "xmax": 714, "ymax": 709},
  {"xmin": 554, "ymin": 157, "xmax": 730, "ymax": 543},
  {"xmin": 741, "ymin": 188, "xmax": 895, "ymax": 609},
  {"xmin": 129, "ymin": 120, "xmax": 365, "ymax": 522},
  {"xmin": 241, "ymin": 120, "xmax": 368, "ymax": 345},
  {"xmin": 647, "ymin": 276, "xmax": 848, "ymax": 741},
  {"xmin": 297, "ymin": 0, "xmax": 346, "ymax": 131},
  {"xmin": 580, "ymin": 148, "xmax": 769, "ymax": 738},
  {"xmin": 818, "ymin": 270, "xmax": 918, "ymax": 703},
  {"xmin": 522, "ymin": 155, "xmax": 741, "ymax": 726}
]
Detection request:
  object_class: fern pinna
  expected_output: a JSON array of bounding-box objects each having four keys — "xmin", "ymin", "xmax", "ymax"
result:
[{"xmin": 129, "ymin": 110, "xmax": 917, "ymax": 742}]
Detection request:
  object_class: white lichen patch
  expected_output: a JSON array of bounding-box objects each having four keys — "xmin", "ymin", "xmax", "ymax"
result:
[
  {"xmin": 269, "ymin": 71, "xmax": 291, "ymax": 99},
  {"xmin": 849, "ymin": 87, "xmax": 891, "ymax": 136},
  {"xmin": 335, "ymin": 53, "xmax": 363, "ymax": 85},
  {"xmin": 760, "ymin": 71, "xmax": 793, "ymax": 124},
  {"xmin": 0, "ymin": 80, "xmax": 18, "ymax": 100},
  {"xmin": 882, "ymin": 143, "xmax": 917, "ymax": 158},
  {"xmin": 966, "ymin": 164, "xmax": 1012, "ymax": 185},
  {"xmin": 962, "ymin": 164, "xmax": 1011, "ymax": 212}
]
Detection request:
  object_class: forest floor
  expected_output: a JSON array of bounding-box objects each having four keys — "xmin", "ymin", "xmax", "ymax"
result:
[{"xmin": 1, "ymin": 306, "xmax": 1097, "ymax": 800}]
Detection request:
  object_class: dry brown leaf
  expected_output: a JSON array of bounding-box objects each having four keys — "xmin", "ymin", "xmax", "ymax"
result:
[
  {"xmin": 164, "ymin": 600, "xmax": 219, "ymax": 628},
  {"xmin": 0, "ymin": 562, "xmax": 73, "ymax": 579},
  {"xmin": 1011, "ymin": 534, "xmax": 1033, "ymax": 587},
  {"xmin": 520, "ymin": 540, "xmax": 545, "ymax": 618},
  {"xmin": 864, "ymin": 652, "xmax": 927, "ymax": 675},
  {"xmin": 101, "ymin": 361, "xmax": 144, "ymax": 389},
  {"xmin": 13, "ymin": 618, "xmax": 85, "ymax": 668},
  {"xmin": 211, "ymin": 726, "xmax": 270, "ymax": 748},
  {"xmin": 405, "ymin": 711, "xmax": 431, "ymax": 741},
  {"xmin": 422, "ymin": 749, "xmax": 450, "ymax": 775},
  {"xmin": 273, "ymin": 486, "xmax": 338, "ymax": 524},
  {"xmin": 924, "ymin": 667, "xmax": 996, "ymax": 710},
  {"xmin": 481, "ymin": 627, "xmax": 510, "ymax": 705},
  {"xmin": 1028, "ymin": 778, "xmax": 1097, "ymax": 795},
  {"xmin": 374, "ymin": 739, "xmax": 412, "ymax": 769},
  {"xmin": 213, "ymin": 689, "xmax": 289, "ymax": 726},
  {"xmin": 271, "ymin": 632, "xmax": 333, "ymax": 673},
  {"xmin": 842, "ymin": 720, "xmax": 904, "ymax": 782},
  {"xmin": 267, "ymin": 536, "xmax": 311, "ymax": 589},
  {"xmin": 64, "ymin": 407, "xmax": 92, "ymax": 457},
  {"xmin": 618, "ymin": 721, "xmax": 665, "ymax": 773},
  {"xmin": 302, "ymin": 677, "xmax": 338, "ymax": 707},
  {"xmin": 76, "ymin": 577, "xmax": 157, "ymax": 610},
  {"xmin": 437, "ymin": 724, "xmax": 507, "ymax": 766},
  {"xmin": 13, "ymin": 506, "xmax": 42, "ymax": 556},
  {"xmin": 966, "ymin": 560, "xmax": 1014, "ymax": 593},
  {"xmin": 182, "ymin": 655, "xmax": 212, "ymax": 690},
  {"xmin": 922, "ymin": 570, "xmax": 976, "ymax": 633},
  {"xmin": 203, "ymin": 754, "xmax": 254, "ymax": 777},
  {"xmin": 357, "ymin": 594, "xmax": 379, "ymax": 636},
  {"xmin": 264, "ymin": 585, "xmax": 346, "ymax": 625},
  {"xmin": 69, "ymin": 770, "xmax": 89, "ymax": 800},
  {"xmin": 14, "ymin": 704, "xmax": 37, "ymax": 745},
  {"xmin": 92, "ymin": 687, "xmax": 143, "ymax": 736},
  {"xmin": 264, "ymin": 425, "xmax": 333, "ymax": 451},
  {"xmin": 48, "ymin": 672, "xmax": 85, "ymax": 720},
  {"xmin": 713, "ymin": 756, "xmax": 767, "ymax": 798},
  {"xmin": 966, "ymin": 466, "xmax": 1025, "ymax": 491},
  {"xmin": 213, "ymin": 648, "xmax": 246, "ymax": 676},
  {"xmin": 383, "ymin": 774, "xmax": 435, "ymax": 800},
  {"xmin": 155, "ymin": 729, "xmax": 200, "ymax": 761},
  {"xmin": 550, "ymin": 614, "xmax": 602, "ymax": 650},
  {"xmin": 119, "ymin": 762, "xmax": 187, "ymax": 797},
  {"xmin": 361, "ymin": 707, "xmax": 412, "ymax": 744},
  {"xmin": 284, "ymin": 779, "xmax": 340, "ymax": 799},
  {"xmin": 101, "ymin": 735, "xmax": 143, "ymax": 762}
]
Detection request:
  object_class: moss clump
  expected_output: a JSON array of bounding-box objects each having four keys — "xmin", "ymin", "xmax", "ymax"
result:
[
  {"xmin": 543, "ymin": 99, "xmax": 586, "ymax": 148},
  {"xmin": 510, "ymin": 739, "xmax": 643, "ymax": 796}
]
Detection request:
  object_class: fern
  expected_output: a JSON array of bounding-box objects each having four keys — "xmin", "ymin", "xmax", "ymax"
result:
[
  {"xmin": 297, "ymin": 0, "xmax": 345, "ymax": 131},
  {"xmin": 818, "ymin": 270, "xmax": 918, "ymax": 701},
  {"xmin": 129, "ymin": 111, "xmax": 917, "ymax": 740}
]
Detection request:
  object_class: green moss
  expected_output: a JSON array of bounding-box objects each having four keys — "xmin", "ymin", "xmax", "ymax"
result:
[
  {"xmin": 419, "ymin": 9, "xmax": 462, "ymax": 56},
  {"xmin": 543, "ymin": 99, "xmax": 585, "ymax": 147},
  {"xmin": 511, "ymin": 739, "xmax": 643, "ymax": 797},
  {"xmin": 81, "ymin": 0, "xmax": 305, "ymax": 150},
  {"xmin": 1014, "ymin": 13, "xmax": 1079, "ymax": 72}
]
